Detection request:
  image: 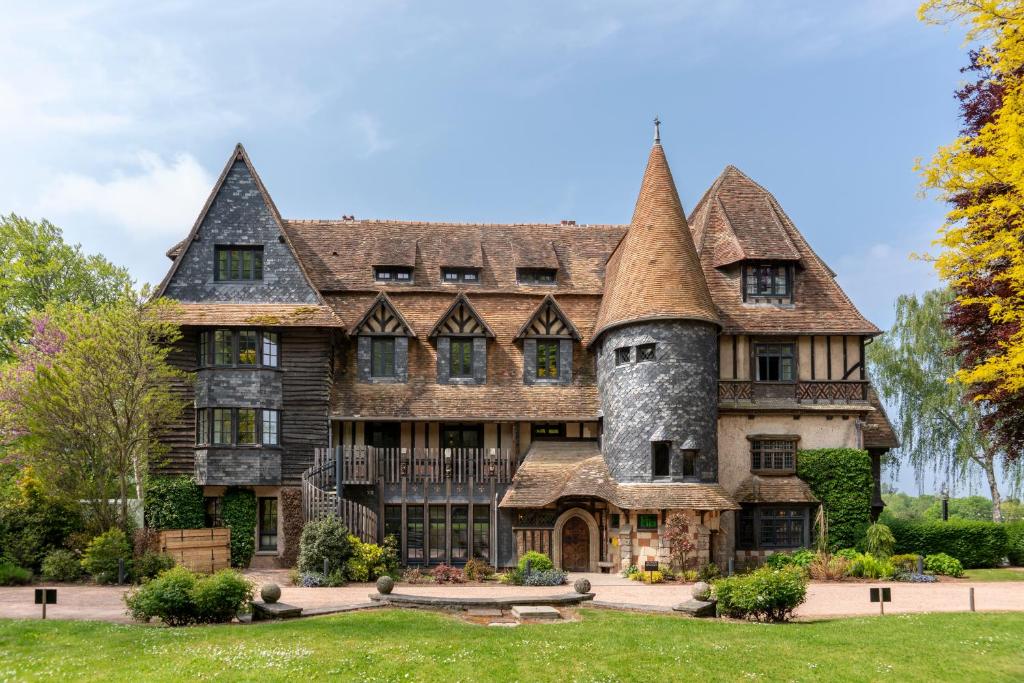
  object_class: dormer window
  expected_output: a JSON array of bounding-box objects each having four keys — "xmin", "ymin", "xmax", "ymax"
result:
[
  {"xmin": 743, "ymin": 263, "xmax": 793, "ymax": 303},
  {"xmin": 517, "ymin": 268, "xmax": 556, "ymax": 285},
  {"xmin": 375, "ymin": 266, "xmax": 413, "ymax": 283},
  {"xmin": 441, "ymin": 267, "xmax": 480, "ymax": 284}
]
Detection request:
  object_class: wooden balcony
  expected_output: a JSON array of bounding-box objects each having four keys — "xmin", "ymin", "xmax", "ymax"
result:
[
  {"xmin": 328, "ymin": 446, "xmax": 518, "ymax": 485},
  {"xmin": 719, "ymin": 379, "xmax": 868, "ymax": 405}
]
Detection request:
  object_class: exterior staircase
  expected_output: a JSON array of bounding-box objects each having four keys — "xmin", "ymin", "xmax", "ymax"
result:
[{"xmin": 301, "ymin": 447, "xmax": 378, "ymax": 543}]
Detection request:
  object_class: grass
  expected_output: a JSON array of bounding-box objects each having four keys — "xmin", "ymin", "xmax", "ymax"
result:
[
  {"xmin": 961, "ymin": 567, "xmax": 1024, "ymax": 582},
  {"xmin": 1, "ymin": 610, "xmax": 1022, "ymax": 682}
]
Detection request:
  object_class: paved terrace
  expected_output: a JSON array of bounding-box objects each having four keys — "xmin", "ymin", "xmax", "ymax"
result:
[{"xmin": 1, "ymin": 570, "xmax": 1022, "ymax": 623}]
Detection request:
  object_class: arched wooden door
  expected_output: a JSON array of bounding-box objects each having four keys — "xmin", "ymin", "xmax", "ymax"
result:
[{"xmin": 561, "ymin": 516, "xmax": 590, "ymax": 572}]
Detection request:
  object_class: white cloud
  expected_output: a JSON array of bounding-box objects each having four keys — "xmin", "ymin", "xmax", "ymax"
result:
[
  {"xmin": 38, "ymin": 152, "xmax": 214, "ymax": 239},
  {"xmin": 351, "ymin": 112, "xmax": 396, "ymax": 158}
]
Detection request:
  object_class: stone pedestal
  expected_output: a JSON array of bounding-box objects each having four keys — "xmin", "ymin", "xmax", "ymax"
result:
[
  {"xmin": 252, "ymin": 601, "xmax": 303, "ymax": 620},
  {"xmin": 672, "ymin": 599, "xmax": 716, "ymax": 618}
]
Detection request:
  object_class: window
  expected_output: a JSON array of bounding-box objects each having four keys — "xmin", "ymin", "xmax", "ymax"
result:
[
  {"xmin": 384, "ymin": 506, "xmax": 402, "ymax": 548},
  {"xmin": 258, "ymin": 497, "xmax": 278, "ymax": 551},
  {"xmin": 517, "ymin": 268, "xmax": 556, "ymax": 285},
  {"xmin": 751, "ymin": 439, "xmax": 796, "ymax": 472},
  {"xmin": 237, "ymin": 330, "xmax": 258, "ymax": 365},
  {"xmin": 212, "ymin": 408, "xmax": 232, "ymax": 445},
  {"xmin": 744, "ymin": 263, "xmax": 791, "ymax": 300},
  {"xmin": 429, "ymin": 506, "xmax": 446, "ymax": 563},
  {"xmin": 236, "ymin": 408, "xmax": 257, "ymax": 445},
  {"xmin": 406, "ymin": 506, "xmax": 424, "ymax": 562},
  {"xmin": 442, "ymin": 425, "xmax": 482, "ymax": 450},
  {"xmin": 198, "ymin": 332, "xmax": 209, "ymax": 366},
  {"xmin": 374, "ymin": 266, "xmax": 413, "ymax": 282},
  {"xmin": 615, "ymin": 347, "xmax": 631, "ymax": 366},
  {"xmin": 261, "ymin": 410, "xmax": 279, "ymax": 446},
  {"xmin": 215, "ymin": 246, "xmax": 263, "ymax": 281},
  {"xmin": 204, "ymin": 497, "xmax": 223, "ymax": 527},
  {"xmin": 682, "ymin": 449, "xmax": 697, "ymax": 478},
  {"xmin": 451, "ymin": 506, "xmax": 468, "ymax": 562},
  {"xmin": 196, "ymin": 408, "xmax": 209, "ymax": 446},
  {"xmin": 473, "ymin": 506, "xmax": 490, "ymax": 562},
  {"xmin": 262, "ymin": 332, "xmax": 279, "ymax": 368},
  {"xmin": 737, "ymin": 506, "xmax": 809, "ymax": 550},
  {"xmin": 637, "ymin": 343, "xmax": 656, "ymax": 362},
  {"xmin": 370, "ymin": 337, "xmax": 396, "ymax": 378},
  {"xmin": 652, "ymin": 441, "xmax": 671, "ymax": 479},
  {"xmin": 450, "ymin": 339, "xmax": 474, "ymax": 378},
  {"xmin": 531, "ymin": 423, "xmax": 564, "ymax": 440},
  {"xmin": 214, "ymin": 330, "xmax": 233, "ymax": 366},
  {"xmin": 610, "ymin": 513, "xmax": 620, "ymax": 529},
  {"xmin": 637, "ymin": 514, "xmax": 659, "ymax": 530},
  {"xmin": 755, "ymin": 343, "xmax": 795, "ymax": 382},
  {"xmin": 536, "ymin": 340, "xmax": 560, "ymax": 379},
  {"xmin": 441, "ymin": 267, "xmax": 480, "ymax": 283}
]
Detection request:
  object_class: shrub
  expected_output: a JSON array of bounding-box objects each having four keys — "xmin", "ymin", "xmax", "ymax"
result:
[
  {"xmin": 697, "ymin": 563, "xmax": 721, "ymax": 582},
  {"xmin": 279, "ymin": 487, "xmax": 304, "ymax": 567},
  {"xmin": 713, "ymin": 566, "xmax": 807, "ymax": 622},
  {"xmin": 765, "ymin": 552, "xmax": 795, "ymax": 569},
  {"xmin": 222, "ymin": 488, "xmax": 257, "ymax": 568},
  {"xmin": 522, "ymin": 569, "xmax": 568, "ymax": 586},
  {"xmin": 0, "ymin": 468, "xmax": 84, "ymax": 571},
  {"xmin": 463, "ymin": 557, "xmax": 494, "ymax": 581},
  {"xmin": 663, "ymin": 515, "xmax": 695, "ymax": 569},
  {"xmin": 835, "ymin": 548, "xmax": 859, "ymax": 561},
  {"xmin": 808, "ymin": 553, "xmax": 848, "ymax": 581},
  {"xmin": 894, "ymin": 571, "xmax": 938, "ymax": 583},
  {"xmin": 143, "ymin": 477, "xmax": 205, "ymax": 531},
  {"xmin": 620, "ymin": 564, "xmax": 638, "ymax": 579},
  {"xmin": 864, "ymin": 523, "xmax": 896, "ymax": 558},
  {"xmin": 847, "ymin": 553, "xmax": 896, "ymax": 580},
  {"xmin": 298, "ymin": 571, "xmax": 325, "ymax": 587},
  {"xmin": 297, "ymin": 516, "xmax": 353, "ymax": 575},
  {"xmin": 630, "ymin": 569, "xmax": 664, "ymax": 584},
  {"xmin": 133, "ymin": 528, "xmax": 161, "ymax": 558},
  {"xmin": 888, "ymin": 519, "xmax": 1008, "ymax": 568},
  {"xmin": 345, "ymin": 536, "xmax": 397, "ymax": 582},
  {"xmin": 430, "ymin": 564, "xmax": 465, "ymax": 584},
  {"xmin": 41, "ymin": 549, "xmax": 82, "ymax": 582},
  {"xmin": 1006, "ymin": 522, "xmax": 1024, "ymax": 566},
  {"xmin": 518, "ymin": 551, "xmax": 553, "ymax": 573},
  {"xmin": 190, "ymin": 570, "xmax": 254, "ymax": 623},
  {"xmin": 81, "ymin": 529, "xmax": 131, "ymax": 584},
  {"xmin": 680, "ymin": 569, "xmax": 699, "ymax": 582},
  {"xmin": 791, "ymin": 549, "xmax": 816, "ymax": 568},
  {"xmin": 402, "ymin": 567, "xmax": 430, "ymax": 584},
  {"xmin": 924, "ymin": 553, "xmax": 964, "ymax": 577},
  {"xmin": 0, "ymin": 561, "xmax": 32, "ymax": 585},
  {"xmin": 891, "ymin": 553, "xmax": 921, "ymax": 573},
  {"xmin": 133, "ymin": 553, "xmax": 175, "ymax": 582},
  {"xmin": 797, "ymin": 449, "xmax": 873, "ymax": 550}
]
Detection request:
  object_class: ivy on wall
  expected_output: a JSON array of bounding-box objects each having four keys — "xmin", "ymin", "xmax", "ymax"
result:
[
  {"xmin": 796, "ymin": 448, "xmax": 873, "ymax": 550},
  {"xmin": 222, "ymin": 488, "xmax": 257, "ymax": 568},
  {"xmin": 280, "ymin": 487, "xmax": 304, "ymax": 567},
  {"xmin": 144, "ymin": 477, "xmax": 206, "ymax": 530}
]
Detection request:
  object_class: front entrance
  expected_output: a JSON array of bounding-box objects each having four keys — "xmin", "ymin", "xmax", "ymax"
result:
[{"xmin": 561, "ymin": 516, "xmax": 590, "ymax": 572}]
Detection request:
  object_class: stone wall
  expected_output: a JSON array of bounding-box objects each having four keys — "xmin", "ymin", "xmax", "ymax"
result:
[{"xmin": 597, "ymin": 321, "xmax": 719, "ymax": 483}]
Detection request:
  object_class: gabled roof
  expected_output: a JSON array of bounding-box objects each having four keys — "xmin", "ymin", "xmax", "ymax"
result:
[
  {"xmin": 688, "ymin": 165, "xmax": 880, "ymax": 336},
  {"xmin": 154, "ymin": 144, "xmax": 323, "ymax": 303},
  {"xmin": 592, "ymin": 143, "xmax": 720, "ymax": 343},
  {"xmin": 515, "ymin": 295, "xmax": 580, "ymax": 339},
  {"xmin": 428, "ymin": 294, "xmax": 495, "ymax": 338},
  {"xmin": 733, "ymin": 475, "xmax": 818, "ymax": 504},
  {"xmin": 349, "ymin": 292, "xmax": 417, "ymax": 337}
]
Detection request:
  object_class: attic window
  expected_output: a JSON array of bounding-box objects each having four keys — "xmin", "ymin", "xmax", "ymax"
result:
[
  {"xmin": 615, "ymin": 347, "xmax": 631, "ymax": 366},
  {"xmin": 215, "ymin": 246, "xmax": 263, "ymax": 281},
  {"xmin": 375, "ymin": 266, "xmax": 413, "ymax": 283},
  {"xmin": 442, "ymin": 267, "xmax": 480, "ymax": 284},
  {"xmin": 743, "ymin": 263, "xmax": 793, "ymax": 302},
  {"xmin": 517, "ymin": 268, "xmax": 556, "ymax": 285}
]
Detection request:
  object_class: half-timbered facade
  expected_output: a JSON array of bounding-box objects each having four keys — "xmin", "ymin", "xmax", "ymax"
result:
[{"xmin": 156, "ymin": 133, "xmax": 896, "ymax": 570}]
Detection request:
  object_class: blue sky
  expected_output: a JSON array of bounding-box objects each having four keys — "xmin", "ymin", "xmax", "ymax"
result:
[{"xmin": 1, "ymin": 1, "xmax": 994, "ymax": 494}]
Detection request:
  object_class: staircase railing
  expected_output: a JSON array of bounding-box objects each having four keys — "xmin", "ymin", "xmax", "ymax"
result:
[{"xmin": 301, "ymin": 449, "xmax": 378, "ymax": 543}]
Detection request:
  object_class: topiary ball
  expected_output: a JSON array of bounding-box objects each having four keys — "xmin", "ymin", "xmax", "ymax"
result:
[
  {"xmin": 573, "ymin": 578, "xmax": 591, "ymax": 594},
  {"xmin": 691, "ymin": 581, "xmax": 711, "ymax": 601},
  {"xmin": 376, "ymin": 575, "xmax": 395, "ymax": 595},
  {"xmin": 261, "ymin": 583, "xmax": 281, "ymax": 604}
]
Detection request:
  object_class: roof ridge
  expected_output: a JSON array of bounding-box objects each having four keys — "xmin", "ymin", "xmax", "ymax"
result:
[{"xmin": 284, "ymin": 218, "xmax": 626, "ymax": 229}]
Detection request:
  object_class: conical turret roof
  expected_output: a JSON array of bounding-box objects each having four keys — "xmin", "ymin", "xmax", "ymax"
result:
[{"xmin": 592, "ymin": 142, "xmax": 719, "ymax": 342}]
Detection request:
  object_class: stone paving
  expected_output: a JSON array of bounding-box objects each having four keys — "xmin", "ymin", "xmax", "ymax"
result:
[{"xmin": 2, "ymin": 570, "xmax": 1023, "ymax": 623}]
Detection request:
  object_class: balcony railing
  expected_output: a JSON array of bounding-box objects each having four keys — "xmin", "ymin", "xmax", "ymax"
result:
[
  {"xmin": 328, "ymin": 445, "xmax": 518, "ymax": 485},
  {"xmin": 719, "ymin": 379, "xmax": 868, "ymax": 404}
]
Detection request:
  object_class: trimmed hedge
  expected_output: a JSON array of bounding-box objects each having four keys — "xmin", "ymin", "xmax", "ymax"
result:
[
  {"xmin": 888, "ymin": 519, "xmax": 1008, "ymax": 568},
  {"xmin": 796, "ymin": 448, "xmax": 873, "ymax": 550},
  {"xmin": 144, "ymin": 477, "xmax": 205, "ymax": 531},
  {"xmin": 1007, "ymin": 522, "xmax": 1024, "ymax": 566},
  {"xmin": 222, "ymin": 488, "xmax": 257, "ymax": 568}
]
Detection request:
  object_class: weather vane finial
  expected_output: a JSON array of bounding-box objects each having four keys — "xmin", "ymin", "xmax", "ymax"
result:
[{"xmin": 654, "ymin": 116, "xmax": 661, "ymax": 143}]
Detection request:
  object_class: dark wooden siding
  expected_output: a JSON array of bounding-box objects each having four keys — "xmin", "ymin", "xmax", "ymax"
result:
[
  {"xmin": 281, "ymin": 328, "xmax": 333, "ymax": 485},
  {"xmin": 157, "ymin": 330, "xmax": 198, "ymax": 476}
]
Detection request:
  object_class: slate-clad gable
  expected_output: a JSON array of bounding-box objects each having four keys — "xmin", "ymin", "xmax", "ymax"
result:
[{"xmin": 163, "ymin": 158, "xmax": 319, "ymax": 304}]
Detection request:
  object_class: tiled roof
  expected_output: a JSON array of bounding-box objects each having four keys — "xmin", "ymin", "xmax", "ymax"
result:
[
  {"xmin": 863, "ymin": 387, "xmax": 900, "ymax": 450},
  {"xmin": 733, "ymin": 475, "xmax": 819, "ymax": 504},
  {"xmin": 499, "ymin": 441, "xmax": 741, "ymax": 510},
  {"xmin": 688, "ymin": 166, "xmax": 880, "ymax": 336},
  {"xmin": 159, "ymin": 302, "xmax": 345, "ymax": 328},
  {"xmin": 592, "ymin": 143, "xmax": 720, "ymax": 343},
  {"xmin": 329, "ymin": 292, "xmax": 603, "ymax": 421}
]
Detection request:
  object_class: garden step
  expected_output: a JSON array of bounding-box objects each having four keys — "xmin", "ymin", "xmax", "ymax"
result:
[
  {"xmin": 252, "ymin": 602, "xmax": 303, "ymax": 620},
  {"xmin": 511, "ymin": 605, "xmax": 561, "ymax": 621}
]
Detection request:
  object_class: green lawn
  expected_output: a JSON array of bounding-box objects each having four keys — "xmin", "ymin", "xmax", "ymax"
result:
[
  {"xmin": 961, "ymin": 567, "xmax": 1024, "ymax": 582},
  {"xmin": 1, "ymin": 609, "xmax": 1022, "ymax": 682}
]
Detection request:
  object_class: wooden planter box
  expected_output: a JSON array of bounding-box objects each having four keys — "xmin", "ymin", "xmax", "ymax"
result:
[{"xmin": 159, "ymin": 528, "xmax": 231, "ymax": 573}]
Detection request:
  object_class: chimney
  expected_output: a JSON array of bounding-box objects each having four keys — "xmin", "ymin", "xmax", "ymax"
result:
[{"xmin": 560, "ymin": 219, "xmax": 576, "ymax": 226}]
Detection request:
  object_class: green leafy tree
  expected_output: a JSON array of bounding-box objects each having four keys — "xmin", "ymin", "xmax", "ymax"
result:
[
  {"xmin": 869, "ymin": 289, "xmax": 1022, "ymax": 521},
  {"xmin": 0, "ymin": 214, "xmax": 131, "ymax": 362}
]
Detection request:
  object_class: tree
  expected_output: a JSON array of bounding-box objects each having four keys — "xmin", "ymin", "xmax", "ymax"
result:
[
  {"xmin": 869, "ymin": 288, "xmax": 1021, "ymax": 521},
  {"xmin": 918, "ymin": 2, "xmax": 1024, "ymax": 460},
  {"xmin": 4, "ymin": 295, "xmax": 189, "ymax": 531},
  {"xmin": 0, "ymin": 214, "xmax": 132, "ymax": 362}
]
